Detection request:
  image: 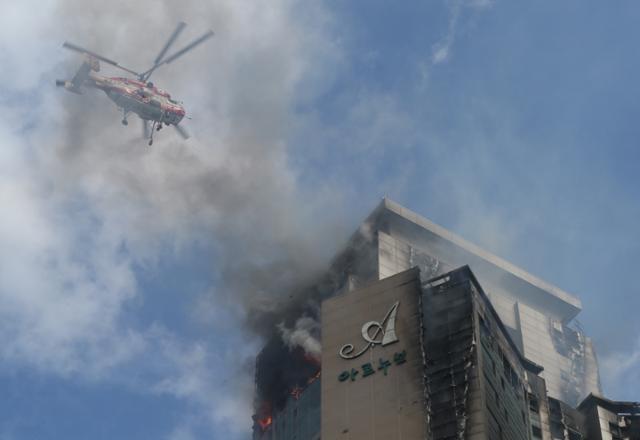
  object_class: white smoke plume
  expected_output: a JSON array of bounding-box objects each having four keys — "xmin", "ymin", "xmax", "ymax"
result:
[{"xmin": 278, "ymin": 316, "xmax": 322, "ymax": 361}]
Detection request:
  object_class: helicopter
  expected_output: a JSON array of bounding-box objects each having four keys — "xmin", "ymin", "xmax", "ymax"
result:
[{"xmin": 56, "ymin": 22, "xmax": 213, "ymax": 145}]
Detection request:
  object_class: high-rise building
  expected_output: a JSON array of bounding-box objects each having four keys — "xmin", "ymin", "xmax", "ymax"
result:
[
  {"xmin": 323, "ymin": 265, "xmax": 543, "ymax": 440},
  {"xmin": 577, "ymin": 395, "xmax": 640, "ymax": 440},
  {"xmin": 326, "ymin": 264, "xmax": 639, "ymax": 440},
  {"xmin": 329, "ymin": 198, "xmax": 601, "ymax": 406},
  {"xmin": 252, "ymin": 199, "xmax": 631, "ymax": 440}
]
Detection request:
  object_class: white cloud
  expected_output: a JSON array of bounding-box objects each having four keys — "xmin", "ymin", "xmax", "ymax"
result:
[
  {"xmin": 430, "ymin": 0, "xmax": 494, "ymax": 66},
  {"xmin": 468, "ymin": 0, "xmax": 495, "ymax": 9},
  {"xmin": 167, "ymin": 426, "xmax": 197, "ymax": 440},
  {"xmin": 431, "ymin": 0, "xmax": 462, "ymax": 65},
  {"xmin": 600, "ymin": 337, "xmax": 640, "ymax": 400},
  {"xmin": 432, "ymin": 45, "xmax": 451, "ymax": 65}
]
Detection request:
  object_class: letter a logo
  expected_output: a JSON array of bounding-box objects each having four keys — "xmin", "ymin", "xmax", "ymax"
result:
[{"xmin": 339, "ymin": 301, "xmax": 400, "ymax": 359}]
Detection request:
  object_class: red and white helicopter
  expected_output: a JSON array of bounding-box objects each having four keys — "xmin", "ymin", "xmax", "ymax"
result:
[{"xmin": 57, "ymin": 22, "xmax": 213, "ymax": 145}]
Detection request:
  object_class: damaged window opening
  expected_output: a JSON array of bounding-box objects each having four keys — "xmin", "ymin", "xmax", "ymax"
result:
[
  {"xmin": 250, "ymin": 200, "xmax": 636, "ymax": 440},
  {"xmin": 532, "ymin": 425, "xmax": 543, "ymax": 438},
  {"xmin": 529, "ymin": 395, "xmax": 540, "ymax": 413},
  {"xmin": 568, "ymin": 430, "xmax": 582, "ymax": 440}
]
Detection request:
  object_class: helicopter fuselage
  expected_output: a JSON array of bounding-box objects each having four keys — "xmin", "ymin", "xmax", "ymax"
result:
[
  {"xmin": 86, "ymin": 73, "xmax": 186, "ymax": 125},
  {"xmin": 58, "ymin": 23, "xmax": 212, "ymax": 144}
]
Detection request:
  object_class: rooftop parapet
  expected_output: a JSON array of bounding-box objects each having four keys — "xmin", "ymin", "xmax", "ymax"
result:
[{"xmin": 362, "ymin": 197, "xmax": 582, "ymax": 321}]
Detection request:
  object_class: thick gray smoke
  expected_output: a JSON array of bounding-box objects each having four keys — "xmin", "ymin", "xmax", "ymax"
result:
[
  {"xmin": 0, "ymin": 0, "xmax": 347, "ymax": 436},
  {"xmin": 50, "ymin": 3, "xmax": 347, "ymax": 330}
]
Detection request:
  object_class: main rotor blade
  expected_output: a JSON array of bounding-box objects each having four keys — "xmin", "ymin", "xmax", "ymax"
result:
[
  {"xmin": 161, "ymin": 30, "xmax": 214, "ymax": 65},
  {"xmin": 140, "ymin": 30, "xmax": 214, "ymax": 80},
  {"xmin": 154, "ymin": 22, "xmax": 186, "ymax": 66},
  {"xmin": 62, "ymin": 42, "xmax": 140, "ymax": 76},
  {"xmin": 174, "ymin": 124, "xmax": 190, "ymax": 140}
]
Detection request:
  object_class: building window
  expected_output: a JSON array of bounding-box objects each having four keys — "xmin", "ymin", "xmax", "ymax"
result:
[
  {"xmin": 503, "ymin": 356, "xmax": 514, "ymax": 381},
  {"xmin": 532, "ymin": 426, "xmax": 542, "ymax": 438},
  {"xmin": 609, "ymin": 422, "xmax": 622, "ymax": 439},
  {"xmin": 568, "ymin": 430, "xmax": 582, "ymax": 440}
]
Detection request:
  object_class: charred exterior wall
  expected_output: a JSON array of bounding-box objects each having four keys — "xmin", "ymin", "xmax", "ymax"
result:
[
  {"xmin": 250, "ymin": 199, "xmax": 638, "ymax": 439},
  {"xmin": 577, "ymin": 394, "xmax": 640, "ymax": 440},
  {"xmin": 420, "ymin": 270, "xmax": 481, "ymax": 439},
  {"xmin": 262, "ymin": 378, "xmax": 321, "ymax": 440},
  {"xmin": 422, "ymin": 266, "xmax": 536, "ymax": 440},
  {"xmin": 369, "ymin": 198, "xmax": 601, "ymax": 406},
  {"xmin": 320, "ymin": 264, "xmax": 556, "ymax": 440},
  {"xmin": 547, "ymin": 397, "xmax": 585, "ymax": 440},
  {"xmin": 251, "ymin": 223, "xmax": 379, "ymax": 439},
  {"xmin": 526, "ymin": 373, "xmax": 553, "ymax": 440}
]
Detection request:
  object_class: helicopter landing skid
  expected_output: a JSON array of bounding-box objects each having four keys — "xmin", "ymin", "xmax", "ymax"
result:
[{"xmin": 148, "ymin": 120, "xmax": 158, "ymax": 146}]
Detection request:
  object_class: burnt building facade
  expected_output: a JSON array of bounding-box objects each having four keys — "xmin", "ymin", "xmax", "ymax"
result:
[
  {"xmin": 252, "ymin": 199, "xmax": 634, "ymax": 440},
  {"xmin": 322, "ymin": 266, "xmax": 638, "ymax": 440},
  {"xmin": 321, "ymin": 265, "xmax": 541, "ymax": 439},
  {"xmin": 335, "ymin": 198, "xmax": 602, "ymax": 407},
  {"xmin": 577, "ymin": 395, "xmax": 640, "ymax": 440}
]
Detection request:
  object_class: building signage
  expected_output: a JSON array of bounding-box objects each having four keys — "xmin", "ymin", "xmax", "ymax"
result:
[
  {"xmin": 322, "ymin": 270, "xmax": 425, "ymax": 439},
  {"xmin": 337, "ymin": 350, "xmax": 407, "ymax": 383},
  {"xmin": 339, "ymin": 301, "xmax": 400, "ymax": 360}
]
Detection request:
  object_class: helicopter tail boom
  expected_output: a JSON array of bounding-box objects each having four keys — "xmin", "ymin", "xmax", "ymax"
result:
[
  {"xmin": 55, "ymin": 79, "xmax": 83, "ymax": 94},
  {"xmin": 56, "ymin": 57, "xmax": 97, "ymax": 94}
]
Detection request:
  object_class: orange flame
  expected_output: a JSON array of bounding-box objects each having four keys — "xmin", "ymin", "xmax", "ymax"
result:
[
  {"xmin": 307, "ymin": 370, "xmax": 321, "ymax": 385},
  {"xmin": 257, "ymin": 416, "xmax": 272, "ymax": 430},
  {"xmin": 290, "ymin": 386, "xmax": 303, "ymax": 400}
]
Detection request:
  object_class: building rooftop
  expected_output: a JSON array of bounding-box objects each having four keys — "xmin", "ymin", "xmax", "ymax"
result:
[
  {"xmin": 366, "ymin": 197, "xmax": 582, "ymax": 320},
  {"xmin": 578, "ymin": 393, "xmax": 640, "ymax": 414}
]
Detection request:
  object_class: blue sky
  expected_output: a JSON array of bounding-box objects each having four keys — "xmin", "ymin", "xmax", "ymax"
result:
[{"xmin": 1, "ymin": 1, "xmax": 639, "ymax": 439}]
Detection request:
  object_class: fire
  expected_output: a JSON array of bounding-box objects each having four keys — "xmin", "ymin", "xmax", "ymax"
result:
[
  {"xmin": 303, "ymin": 352, "xmax": 321, "ymax": 366},
  {"xmin": 257, "ymin": 416, "xmax": 272, "ymax": 430},
  {"xmin": 290, "ymin": 386, "xmax": 303, "ymax": 400},
  {"xmin": 307, "ymin": 370, "xmax": 321, "ymax": 385},
  {"xmin": 287, "ymin": 370, "xmax": 322, "ymax": 401}
]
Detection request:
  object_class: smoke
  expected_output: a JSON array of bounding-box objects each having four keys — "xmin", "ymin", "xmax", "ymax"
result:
[
  {"xmin": 0, "ymin": 0, "xmax": 347, "ymax": 437},
  {"xmin": 278, "ymin": 316, "xmax": 322, "ymax": 360}
]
